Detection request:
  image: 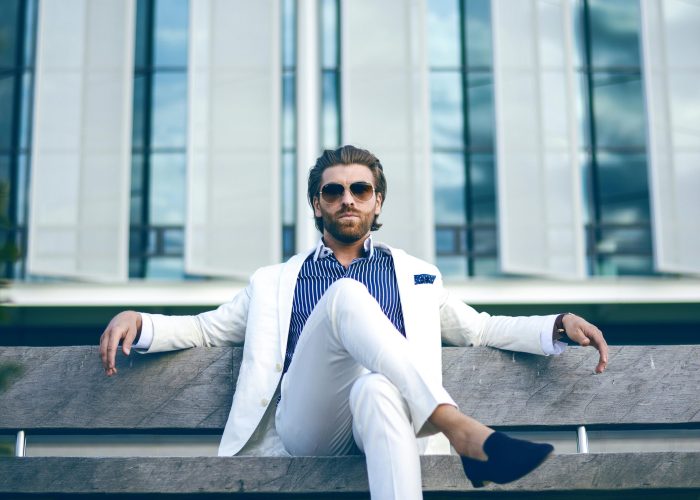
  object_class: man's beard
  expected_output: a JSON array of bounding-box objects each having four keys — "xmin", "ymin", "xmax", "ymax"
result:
[{"xmin": 322, "ymin": 208, "xmax": 375, "ymax": 244}]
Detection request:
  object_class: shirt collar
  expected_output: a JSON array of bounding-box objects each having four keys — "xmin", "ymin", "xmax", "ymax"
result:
[{"xmin": 312, "ymin": 235, "xmax": 375, "ymax": 262}]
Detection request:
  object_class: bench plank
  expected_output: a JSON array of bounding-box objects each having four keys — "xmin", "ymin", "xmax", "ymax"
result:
[
  {"xmin": 0, "ymin": 345, "xmax": 698, "ymax": 430},
  {"xmin": 0, "ymin": 453, "xmax": 698, "ymax": 495}
]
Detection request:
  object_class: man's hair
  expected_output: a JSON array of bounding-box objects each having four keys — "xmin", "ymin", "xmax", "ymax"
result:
[{"xmin": 307, "ymin": 145, "xmax": 387, "ymax": 233}]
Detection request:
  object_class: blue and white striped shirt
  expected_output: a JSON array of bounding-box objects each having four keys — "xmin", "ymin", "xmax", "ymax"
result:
[{"xmin": 283, "ymin": 237, "xmax": 406, "ymax": 373}]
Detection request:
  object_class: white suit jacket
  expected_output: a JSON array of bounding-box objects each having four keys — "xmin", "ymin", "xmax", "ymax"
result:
[{"xmin": 142, "ymin": 242, "xmax": 554, "ymax": 456}]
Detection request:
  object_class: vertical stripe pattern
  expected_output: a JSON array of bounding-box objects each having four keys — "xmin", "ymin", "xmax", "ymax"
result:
[{"xmin": 284, "ymin": 246, "xmax": 405, "ymax": 373}]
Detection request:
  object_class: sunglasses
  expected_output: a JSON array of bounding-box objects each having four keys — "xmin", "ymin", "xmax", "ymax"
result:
[{"xmin": 319, "ymin": 182, "xmax": 375, "ymax": 203}]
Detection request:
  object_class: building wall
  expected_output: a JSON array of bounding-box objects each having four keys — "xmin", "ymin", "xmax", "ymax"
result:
[{"xmin": 0, "ymin": 0, "xmax": 698, "ymax": 282}]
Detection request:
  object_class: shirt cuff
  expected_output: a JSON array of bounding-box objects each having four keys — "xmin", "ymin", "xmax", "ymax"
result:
[
  {"xmin": 132, "ymin": 313, "xmax": 154, "ymax": 350},
  {"xmin": 540, "ymin": 314, "xmax": 566, "ymax": 356}
]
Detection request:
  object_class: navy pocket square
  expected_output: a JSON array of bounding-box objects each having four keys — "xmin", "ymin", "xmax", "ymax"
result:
[{"xmin": 414, "ymin": 273, "xmax": 436, "ymax": 285}]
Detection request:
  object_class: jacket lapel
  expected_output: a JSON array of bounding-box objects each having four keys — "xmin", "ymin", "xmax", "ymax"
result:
[{"xmin": 277, "ymin": 249, "xmax": 313, "ymax": 359}]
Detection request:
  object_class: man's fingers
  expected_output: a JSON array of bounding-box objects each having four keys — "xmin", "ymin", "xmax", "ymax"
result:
[
  {"xmin": 106, "ymin": 327, "xmax": 123, "ymax": 375},
  {"xmin": 122, "ymin": 325, "xmax": 137, "ymax": 356},
  {"xmin": 591, "ymin": 328, "xmax": 609, "ymax": 374},
  {"xmin": 99, "ymin": 326, "xmax": 111, "ymax": 371}
]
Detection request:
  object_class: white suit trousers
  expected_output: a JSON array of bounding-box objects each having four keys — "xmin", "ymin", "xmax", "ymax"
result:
[{"xmin": 275, "ymin": 278, "xmax": 456, "ymax": 500}]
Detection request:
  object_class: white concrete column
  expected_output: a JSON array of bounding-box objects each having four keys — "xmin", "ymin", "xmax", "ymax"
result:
[
  {"xmin": 491, "ymin": 0, "xmax": 585, "ymax": 278},
  {"xmin": 341, "ymin": 0, "xmax": 434, "ymax": 261},
  {"xmin": 28, "ymin": 0, "xmax": 135, "ymax": 281},
  {"xmin": 641, "ymin": 0, "xmax": 700, "ymax": 275},
  {"xmin": 295, "ymin": 0, "xmax": 321, "ymax": 252},
  {"xmin": 186, "ymin": 0, "xmax": 281, "ymax": 277}
]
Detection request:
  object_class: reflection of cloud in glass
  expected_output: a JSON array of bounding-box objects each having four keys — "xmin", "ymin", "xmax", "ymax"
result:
[
  {"xmin": 321, "ymin": 0, "xmax": 338, "ymax": 68},
  {"xmin": 430, "ymin": 73, "xmax": 463, "ymax": 148},
  {"xmin": 321, "ymin": 72, "xmax": 339, "ymax": 148},
  {"xmin": 593, "ymin": 74, "xmax": 646, "ymax": 147},
  {"xmin": 150, "ymin": 153, "xmax": 186, "ymax": 225},
  {"xmin": 433, "ymin": 153, "xmax": 466, "ymax": 225},
  {"xmin": 154, "ymin": 0, "xmax": 188, "ymax": 67},
  {"xmin": 283, "ymin": 0, "xmax": 296, "ymax": 67},
  {"xmin": 596, "ymin": 153, "xmax": 650, "ymax": 223},
  {"xmin": 464, "ymin": 0, "xmax": 492, "ymax": 67},
  {"xmin": 467, "ymin": 74, "xmax": 493, "ymax": 147},
  {"xmin": 282, "ymin": 74, "xmax": 295, "ymax": 149},
  {"xmin": 588, "ymin": 0, "xmax": 641, "ymax": 68},
  {"xmin": 152, "ymin": 74, "xmax": 187, "ymax": 148},
  {"xmin": 427, "ymin": 0, "xmax": 460, "ymax": 67}
]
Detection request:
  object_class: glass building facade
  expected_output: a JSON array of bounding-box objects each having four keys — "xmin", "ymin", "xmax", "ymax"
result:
[
  {"xmin": 0, "ymin": 0, "xmax": 37, "ymax": 280},
  {"xmin": 0, "ymin": 0, "xmax": 696, "ymax": 281}
]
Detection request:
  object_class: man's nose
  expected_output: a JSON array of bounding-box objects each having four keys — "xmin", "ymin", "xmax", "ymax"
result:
[{"xmin": 340, "ymin": 187, "xmax": 355, "ymax": 205}]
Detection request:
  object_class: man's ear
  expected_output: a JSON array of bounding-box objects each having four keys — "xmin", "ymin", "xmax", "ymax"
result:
[
  {"xmin": 374, "ymin": 192, "xmax": 383, "ymax": 215},
  {"xmin": 313, "ymin": 196, "xmax": 322, "ymax": 217}
]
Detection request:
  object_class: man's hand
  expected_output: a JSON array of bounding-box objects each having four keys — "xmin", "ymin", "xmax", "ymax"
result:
[
  {"xmin": 99, "ymin": 311, "xmax": 142, "ymax": 377},
  {"xmin": 560, "ymin": 314, "xmax": 608, "ymax": 374}
]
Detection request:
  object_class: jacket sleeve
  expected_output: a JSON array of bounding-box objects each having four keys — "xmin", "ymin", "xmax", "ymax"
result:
[
  {"xmin": 437, "ymin": 277, "xmax": 551, "ymax": 355},
  {"xmin": 144, "ymin": 279, "xmax": 252, "ymax": 353}
]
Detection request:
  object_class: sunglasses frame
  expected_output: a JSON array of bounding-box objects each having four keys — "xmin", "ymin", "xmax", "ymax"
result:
[{"xmin": 319, "ymin": 182, "xmax": 376, "ymax": 203}]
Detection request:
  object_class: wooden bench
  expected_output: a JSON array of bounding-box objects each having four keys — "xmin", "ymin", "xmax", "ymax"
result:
[{"xmin": 1, "ymin": 345, "xmax": 699, "ymax": 498}]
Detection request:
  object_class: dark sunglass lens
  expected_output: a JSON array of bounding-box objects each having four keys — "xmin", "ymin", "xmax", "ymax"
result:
[
  {"xmin": 350, "ymin": 182, "xmax": 374, "ymax": 201},
  {"xmin": 321, "ymin": 183, "xmax": 344, "ymax": 201}
]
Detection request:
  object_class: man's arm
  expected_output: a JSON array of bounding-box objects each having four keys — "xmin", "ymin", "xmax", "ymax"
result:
[
  {"xmin": 438, "ymin": 286, "xmax": 609, "ymax": 373},
  {"xmin": 99, "ymin": 283, "xmax": 252, "ymax": 376}
]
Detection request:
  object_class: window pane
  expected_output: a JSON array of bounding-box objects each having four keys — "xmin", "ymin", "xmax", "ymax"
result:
[
  {"xmin": 320, "ymin": 0, "xmax": 338, "ymax": 69},
  {"xmin": 0, "ymin": 0, "xmax": 19, "ymax": 68},
  {"xmin": 131, "ymin": 74, "xmax": 147, "ymax": 151},
  {"xmin": 597, "ymin": 226, "xmax": 652, "ymax": 255},
  {"xmin": 163, "ymin": 228, "xmax": 184, "ymax": 255},
  {"xmin": 471, "ymin": 226, "xmax": 497, "ymax": 256},
  {"xmin": 437, "ymin": 255, "xmax": 467, "ymax": 277},
  {"xmin": 464, "ymin": 0, "xmax": 492, "ymax": 68},
  {"xmin": 433, "ymin": 152, "xmax": 466, "ymax": 225},
  {"xmin": 146, "ymin": 256, "xmax": 184, "ymax": 279},
  {"xmin": 472, "ymin": 256, "xmax": 499, "ymax": 276},
  {"xmin": 592, "ymin": 73, "xmax": 646, "ymax": 148},
  {"xmin": 154, "ymin": 0, "xmax": 188, "ymax": 67},
  {"xmin": 596, "ymin": 254, "xmax": 653, "ymax": 276},
  {"xmin": 282, "ymin": 72, "xmax": 296, "ymax": 149},
  {"xmin": 15, "ymin": 153, "xmax": 27, "ymax": 226},
  {"xmin": 596, "ymin": 153, "xmax": 650, "ymax": 223},
  {"xmin": 282, "ymin": 0, "xmax": 296, "ymax": 69},
  {"xmin": 588, "ymin": 0, "xmax": 641, "ymax": 69},
  {"xmin": 469, "ymin": 154, "xmax": 496, "ymax": 223},
  {"xmin": 22, "ymin": 0, "xmax": 37, "ymax": 67},
  {"xmin": 430, "ymin": 72, "xmax": 463, "ymax": 149},
  {"xmin": 282, "ymin": 151, "xmax": 295, "ymax": 224},
  {"xmin": 149, "ymin": 153, "xmax": 186, "ymax": 225},
  {"xmin": 130, "ymin": 153, "xmax": 145, "ymax": 223},
  {"xmin": 466, "ymin": 73, "xmax": 494, "ymax": 148},
  {"xmin": 151, "ymin": 73, "xmax": 187, "ymax": 148},
  {"xmin": 428, "ymin": 0, "xmax": 460, "ymax": 68},
  {"xmin": 18, "ymin": 72, "xmax": 33, "ymax": 150},
  {"xmin": 0, "ymin": 155, "xmax": 9, "ymax": 218},
  {"xmin": 321, "ymin": 71, "xmax": 340, "ymax": 148},
  {"xmin": 134, "ymin": 0, "xmax": 150, "ymax": 68},
  {"xmin": 0, "ymin": 74, "xmax": 15, "ymax": 151}
]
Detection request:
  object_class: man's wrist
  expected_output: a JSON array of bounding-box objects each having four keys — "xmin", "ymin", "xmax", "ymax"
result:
[{"xmin": 553, "ymin": 312, "xmax": 571, "ymax": 340}]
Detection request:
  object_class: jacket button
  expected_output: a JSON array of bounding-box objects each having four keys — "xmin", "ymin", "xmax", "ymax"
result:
[
  {"xmin": 275, "ymin": 363, "xmax": 283, "ymax": 372},
  {"xmin": 261, "ymin": 398, "xmax": 268, "ymax": 407}
]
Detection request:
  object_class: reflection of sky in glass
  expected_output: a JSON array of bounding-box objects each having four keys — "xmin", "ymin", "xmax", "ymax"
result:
[
  {"xmin": 134, "ymin": 0, "xmax": 149, "ymax": 68},
  {"xmin": 282, "ymin": 73, "xmax": 295, "ymax": 149},
  {"xmin": 154, "ymin": 0, "xmax": 189, "ymax": 67},
  {"xmin": 466, "ymin": 74, "xmax": 493, "ymax": 147},
  {"xmin": 428, "ymin": 0, "xmax": 460, "ymax": 67},
  {"xmin": 16, "ymin": 153, "xmax": 27, "ymax": 225},
  {"xmin": 592, "ymin": 73, "xmax": 646, "ymax": 148},
  {"xmin": 22, "ymin": 0, "xmax": 36, "ymax": 66},
  {"xmin": 437, "ymin": 256, "xmax": 467, "ymax": 276},
  {"xmin": 147, "ymin": 257, "xmax": 184, "ymax": 279},
  {"xmin": 131, "ymin": 75, "xmax": 146, "ymax": 150},
  {"xmin": 151, "ymin": 73, "xmax": 187, "ymax": 148},
  {"xmin": 469, "ymin": 155, "xmax": 496, "ymax": 223},
  {"xmin": 464, "ymin": 0, "xmax": 492, "ymax": 68},
  {"xmin": 596, "ymin": 153, "xmax": 650, "ymax": 223},
  {"xmin": 588, "ymin": 0, "xmax": 640, "ymax": 68},
  {"xmin": 0, "ymin": 75, "xmax": 13, "ymax": 150},
  {"xmin": 430, "ymin": 72, "xmax": 463, "ymax": 148},
  {"xmin": 282, "ymin": 152, "xmax": 295, "ymax": 224},
  {"xmin": 321, "ymin": 0, "xmax": 338, "ymax": 68},
  {"xmin": 282, "ymin": 0, "xmax": 295, "ymax": 68},
  {"xmin": 149, "ymin": 153, "xmax": 186, "ymax": 225},
  {"xmin": 0, "ymin": 1, "xmax": 18, "ymax": 67},
  {"xmin": 322, "ymin": 72, "xmax": 340, "ymax": 148},
  {"xmin": 130, "ymin": 153, "xmax": 144, "ymax": 222},
  {"xmin": 433, "ymin": 152, "xmax": 466, "ymax": 225},
  {"xmin": 19, "ymin": 72, "xmax": 32, "ymax": 150}
]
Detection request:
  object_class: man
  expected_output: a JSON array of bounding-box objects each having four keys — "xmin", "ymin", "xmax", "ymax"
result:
[{"xmin": 100, "ymin": 145, "xmax": 608, "ymax": 499}]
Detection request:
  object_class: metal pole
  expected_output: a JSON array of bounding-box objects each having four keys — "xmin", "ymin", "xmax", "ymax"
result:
[
  {"xmin": 15, "ymin": 430, "xmax": 26, "ymax": 457},
  {"xmin": 577, "ymin": 425, "xmax": 589, "ymax": 453}
]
